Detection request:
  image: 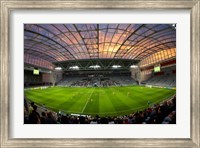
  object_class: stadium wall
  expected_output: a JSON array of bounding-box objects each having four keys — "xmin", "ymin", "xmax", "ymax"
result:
[
  {"xmin": 24, "ymin": 70, "xmax": 43, "ymax": 86},
  {"xmin": 42, "ymin": 70, "xmax": 63, "ymax": 84}
]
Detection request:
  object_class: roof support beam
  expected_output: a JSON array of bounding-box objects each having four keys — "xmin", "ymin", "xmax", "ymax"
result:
[
  {"xmin": 25, "ymin": 29, "xmax": 76, "ymax": 60},
  {"xmin": 113, "ymin": 24, "xmax": 145, "ymax": 58}
]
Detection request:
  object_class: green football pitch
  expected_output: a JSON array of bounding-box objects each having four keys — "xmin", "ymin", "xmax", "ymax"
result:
[{"xmin": 25, "ymin": 86, "xmax": 176, "ymax": 117}]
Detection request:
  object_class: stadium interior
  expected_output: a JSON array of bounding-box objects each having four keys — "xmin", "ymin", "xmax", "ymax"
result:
[{"xmin": 24, "ymin": 24, "xmax": 176, "ymax": 124}]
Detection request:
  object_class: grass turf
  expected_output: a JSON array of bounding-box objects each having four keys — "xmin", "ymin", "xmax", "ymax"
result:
[{"xmin": 25, "ymin": 86, "xmax": 176, "ymax": 117}]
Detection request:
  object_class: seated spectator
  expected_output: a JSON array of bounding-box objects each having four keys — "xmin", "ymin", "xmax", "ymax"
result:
[
  {"xmin": 79, "ymin": 116, "xmax": 86, "ymax": 124},
  {"xmin": 108, "ymin": 117, "xmax": 115, "ymax": 124},
  {"xmin": 123, "ymin": 117, "xmax": 129, "ymax": 124},
  {"xmin": 40, "ymin": 112, "xmax": 47, "ymax": 124},
  {"xmin": 29, "ymin": 105, "xmax": 40, "ymax": 124},
  {"xmin": 162, "ymin": 111, "xmax": 176, "ymax": 124},
  {"xmin": 45, "ymin": 112, "xmax": 57, "ymax": 124},
  {"xmin": 29, "ymin": 102, "xmax": 34, "ymax": 114},
  {"xmin": 100, "ymin": 117, "xmax": 108, "ymax": 124},
  {"xmin": 24, "ymin": 97, "xmax": 29, "ymax": 113},
  {"xmin": 61, "ymin": 115, "xmax": 69, "ymax": 124},
  {"xmin": 24, "ymin": 108, "xmax": 29, "ymax": 124},
  {"xmin": 90, "ymin": 118, "xmax": 98, "ymax": 124}
]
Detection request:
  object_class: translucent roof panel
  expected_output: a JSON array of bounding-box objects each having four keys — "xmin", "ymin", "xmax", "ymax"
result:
[
  {"xmin": 24, "ymin": 53, "xmax": 55, "ymax": 70},
  {"xmin": 139, "ymin": 48, "xmax": 176, "ymax": 67},
  {"xmin": 24, "ymin": 24, "xmax": 176, "ymax": 63}
]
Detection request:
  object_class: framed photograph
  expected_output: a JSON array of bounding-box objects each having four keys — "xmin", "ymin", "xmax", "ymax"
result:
[{"xmin": 0, "ymin": 0, "xmax": 199, "ymax": 147}]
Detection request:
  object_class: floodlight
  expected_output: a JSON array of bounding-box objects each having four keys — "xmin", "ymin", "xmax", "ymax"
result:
[
  {"xmin": 69, "ymin": 66, "xmax": 79, "ymax": 70},
  {"xmin": 112, "ymin": 65, "xmax": 121, "ymax": 68},
  {"xmin": 55, "ymin": 67, "xmax": 62, "ymax": 70},
  {"xmin": 89, "ymin": 65, "xmax": 101, "ymax": 69},
  {"xmin": 130, "ymin": 65, "xmax": 138, "ymax": 68}
]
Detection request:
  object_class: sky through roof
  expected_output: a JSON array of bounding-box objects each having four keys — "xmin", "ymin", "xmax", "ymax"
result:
[{"xmin": 24, "ymin": 24, "xmax": 176, "ymax": 65}]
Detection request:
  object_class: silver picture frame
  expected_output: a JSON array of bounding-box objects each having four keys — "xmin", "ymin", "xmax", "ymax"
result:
[{"xmin": 0, "ymin": 0, "xmax": 199, "ymax": 147}]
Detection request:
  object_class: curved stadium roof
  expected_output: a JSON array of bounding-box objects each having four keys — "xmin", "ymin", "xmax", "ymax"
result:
[{"xmin": 24, "ymin": 24, "xmax": 176, "ymax": 70}]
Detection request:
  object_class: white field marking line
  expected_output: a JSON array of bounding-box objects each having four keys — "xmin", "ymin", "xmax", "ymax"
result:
[
  {"xmin": 38, "ymin": 94, "xmax": 175, "ymax": 115},
  {"xmin": 81, "ymin": 88, "xmax": 95, "ymax": 113}
]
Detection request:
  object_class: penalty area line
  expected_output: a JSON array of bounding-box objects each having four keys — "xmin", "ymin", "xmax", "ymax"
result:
[{"xmin": 81, "ymin": 88, "xmax": 95, "ymax": 113}]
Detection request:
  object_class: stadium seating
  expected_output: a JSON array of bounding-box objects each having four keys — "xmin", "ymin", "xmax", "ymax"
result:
[
  {"xmin": 57, "ymin": 75, "xmax": 136, "ymax": 87},
  {"xmin": 143, "ymin": 74, "xmax": 176, "ymax": 87},
  {"xmin": 58, "ymin": 74, "xmax": 176, "ymax": 88}
]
